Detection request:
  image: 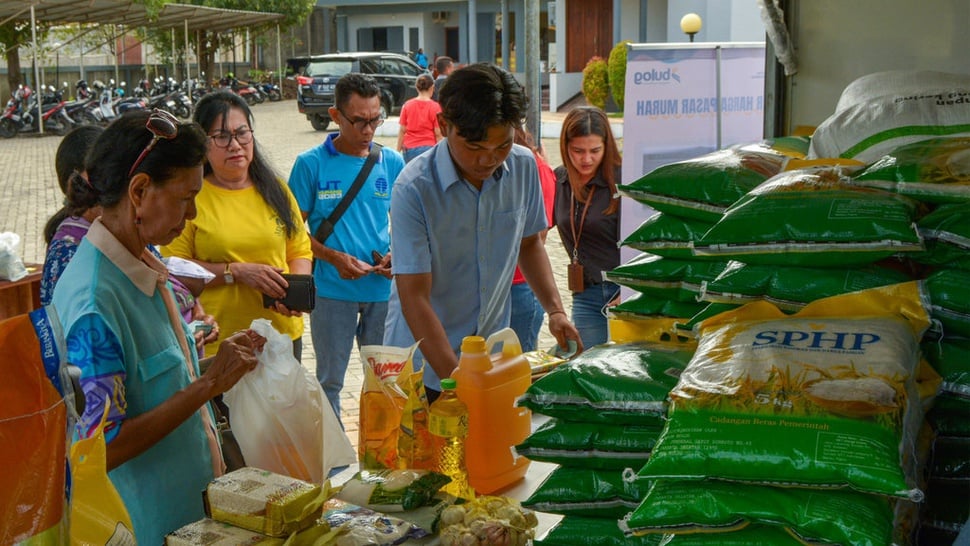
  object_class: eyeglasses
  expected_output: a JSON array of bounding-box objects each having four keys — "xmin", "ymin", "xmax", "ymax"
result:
[
  {"xmin": 128, "ymin": 109, "xmax": 180, "ymax": 178},
  {"xmin": 208, "ymin": 127, "xmax": 254, "ymax": 148},
  {"xmin": 337, "ymin": 108, "xmax": 384, "ymax": 132}
]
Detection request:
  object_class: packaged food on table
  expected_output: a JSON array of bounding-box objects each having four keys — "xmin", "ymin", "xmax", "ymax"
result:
[
  {"xmin": 165, "ymin": 518, "xmax": 283, "ymax": 545},
  {"xmin": 335, "ymin": 469, "xmax": 450, "ymax": 512},
  {"xmin": 205, "ymin": 467, "xmax": 327, "ymax": 537},
  {"xmin": 316, "ymin": 497, "xmax": 430, "ymax": 545}
]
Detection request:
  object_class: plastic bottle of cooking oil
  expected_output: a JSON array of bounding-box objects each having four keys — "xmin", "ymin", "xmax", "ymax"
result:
[
  {"xmin": 429, "ymin": 378, "xmax": 474, "ymax": 500},
  {"xmin": 452, "ymin": 330, "xmax": 531, "ymax": 494}
]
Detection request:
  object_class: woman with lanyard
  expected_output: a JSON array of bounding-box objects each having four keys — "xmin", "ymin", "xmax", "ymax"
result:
[{"xmin": 552, "ymin": 106, "xmax": 623, "ymax": 349}]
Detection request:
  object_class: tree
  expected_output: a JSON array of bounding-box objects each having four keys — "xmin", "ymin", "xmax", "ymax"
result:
[
  {"xmin": 140, "ymin": 0, "xmax": 315, "ymax": 83},
  {"xmin": 582, "ymin": 56, "xmax": 609, "ymax": 110},
  {"xmin": 0, "ymin": 20, "xmax": 45, "ymax": 95},
  {"xmin": 607, "ymin": 40, "xmax": 630, "ymax": 111}
]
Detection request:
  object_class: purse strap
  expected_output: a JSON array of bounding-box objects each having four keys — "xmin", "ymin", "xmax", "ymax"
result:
[{"xmin": 313, "ymin": 142, "xmax": 383, "ymax": 244}]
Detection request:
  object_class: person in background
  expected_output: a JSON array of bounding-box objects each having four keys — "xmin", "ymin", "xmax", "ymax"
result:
[
  {"xmin": 162, "ymin": 91, "xmax": 312, "ymax": 361},
  {"xmin": 288, "ymin": 73, "xmax": 404, "ymax": 417},
  {"xmin": 508, "ymin": 126, "xmax": 557, "ymax": 352},
  {"xmin": 51, "ymin": 110, "xmax": 264, "ymax": 543},
  {"xmin": 553, "ymin": 106, "xmax": 623, "ymax": 349},
  {"xmin": 431, "ymin": 56, "xmax": 454, "ymax": 101},
  {"xmin": 41, "ymin": 125, "xmax": 104, "ymax": 305},
  {"xmin": 414, "ymin": 47, "xmax": 429, "ymax": 70},
  {"xmin": 383, "ymin": 63, "xmax": 582, "ymax": 401},
  {"xmin": 396, "ymin": 74, "xmax": 442, "ymax": 163}
]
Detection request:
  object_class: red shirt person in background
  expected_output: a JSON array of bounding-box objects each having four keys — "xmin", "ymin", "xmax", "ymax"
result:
[
  {"xmin": 396, "ymin": 74, "xmax": 442, "ymax": 163},
  {"xmin": 509, "ymin": 126, "xmax": 557, "ymax": 351}
]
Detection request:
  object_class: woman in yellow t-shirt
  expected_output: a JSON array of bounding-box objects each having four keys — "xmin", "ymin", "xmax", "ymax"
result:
[{"xmin": 163, "ymin": 91, "xmax": 312, "ymax": 359}]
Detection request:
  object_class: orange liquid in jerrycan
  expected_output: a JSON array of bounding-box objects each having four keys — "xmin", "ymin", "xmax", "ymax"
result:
[{"xmin": 451, "ymin": 329, "xmax": 532, "ymax": 494}]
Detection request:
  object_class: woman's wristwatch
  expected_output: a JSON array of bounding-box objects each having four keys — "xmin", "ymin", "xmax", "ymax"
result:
[{"xmin": 223, "ymin": 262, "xmax": 235, "ymax": 284}]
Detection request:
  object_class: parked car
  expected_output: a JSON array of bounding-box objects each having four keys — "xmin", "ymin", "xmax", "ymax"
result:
[{"xmin": 295, "ymin": 51, "xmax": 428, "ymax": 131}]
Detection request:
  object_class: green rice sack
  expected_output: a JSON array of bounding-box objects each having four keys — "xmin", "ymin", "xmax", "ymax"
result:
[
  {"xmin": 620, "ymin": 480, "xmax": 893, "ymax": 546},
  {"xmin": 517, "ymin": 343, "xmax": 694, "ymax": 425},
  {"xmin": 763, "ymin": 136, "xmax": 811, "ymax": 159},
  {"xmin": 914, "ymin": 203, "xmax": 970, "ymax": 269},
  {"xmin": 522, "ymin": 467, "xmax": 650, "ymax": 518},
  {"xmin": 920, "ymin": 478, "xmax": 970, "ymax": 531},
  {"xmin": 534, "ymin": 516, "xmax": 664, "ymax": 546},
  {"xmin": 676, "ymin": 303, "xmax": 743, "ymax": 333},
  {"xmin": 653, "ymin": 525, "xmax": 810, "ymax": 546},
  {"xmin": 852, "ymin": 136, "xmax": 970, "ymax": 204},
  {"xmin": 638, "ymin": 282, "xmax": 930, "ymax": 501},
  {"xmin": 699, "ymin": 261, "xmax": 911, "ymax": 312},
  {"xmin": 692, "ymin": 168, "xmax": 925, "ymax": 267},
  {"xmin": 921, "ymin": 338, "xmax": 970, "ymax": 398},
  {"xmin": 926, "ymin": 393, "xmax": 970, "ymax": 437},
  {"xmin": 606, "ymin": 254, "xmax": 730, "ymax": 303},
  {"xmin": 617, "ymin": 145, "xmax": 788, "ymax": 223},
  {"xmin": 621, "ymin": 213, "xmax": 716, "ymax": 260},
  {"xmin": 515, "ymin": 418, "xmax": 661, "ymax": 470},
  {"xmin": 925, "ymin": 268, "xmax": 970, "ymax": 338},
  {"xmin": 929, "ymin": 436, "xmax": 970, "ymax": 479},
  {"xmin": 610, "ymin": 293, "xmax": 709, "ymax": 323}
]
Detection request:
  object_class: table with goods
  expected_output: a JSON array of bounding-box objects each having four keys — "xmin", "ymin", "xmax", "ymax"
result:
[{"xmin": 165, "ymin": 326, "xmax": 567, "ymax": 546}]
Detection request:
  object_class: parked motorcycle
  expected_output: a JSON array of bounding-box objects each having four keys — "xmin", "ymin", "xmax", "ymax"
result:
[
  {"xmin": 257, "ymin": 81, "xmax": 282, "ymax": 102},
  {"xmin": 146, "ymin": 78, "xmax": 192, "ymax": 119},
  {"xmin": 0, "ymin": 85, "xmax": 74, "ymax": 138},
  {"xmin": 220, "ymin": 74, "xmax": 262, "ymax": 105}
]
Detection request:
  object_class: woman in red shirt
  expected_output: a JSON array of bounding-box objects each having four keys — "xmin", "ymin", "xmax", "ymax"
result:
[{"xmin": 396, "ymin": 74, "xmax": 442, "ymax": 163}]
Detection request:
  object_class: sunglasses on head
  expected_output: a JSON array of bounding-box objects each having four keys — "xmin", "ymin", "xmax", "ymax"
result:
[{"xmin": 128, "ymin": 109, "xmax": 180, "ymax": 178}]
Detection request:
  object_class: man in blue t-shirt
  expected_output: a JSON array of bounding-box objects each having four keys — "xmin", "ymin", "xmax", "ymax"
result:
[
  {"xmin": 383, "ymin": 63, "xmax": 583, "ymax": 399},
  {"xmin": 288, "ymin": 73, "xmax": 404, "ymax": 417}
]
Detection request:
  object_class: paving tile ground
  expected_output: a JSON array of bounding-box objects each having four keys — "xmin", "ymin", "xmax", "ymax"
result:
[{"xmin": 1, "ymin": 99, "xmax": 618, "ymax": 450}]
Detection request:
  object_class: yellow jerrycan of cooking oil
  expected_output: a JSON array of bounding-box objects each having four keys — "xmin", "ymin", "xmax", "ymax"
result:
[{"xmin": 451, "ymin": 328, "xmax": 532, "ymax": 494}]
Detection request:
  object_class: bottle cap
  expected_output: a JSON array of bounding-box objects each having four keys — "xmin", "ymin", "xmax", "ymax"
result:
[
  {"xmin": 461, "ymin": 336, "xmax": 487, "ymax": 353},
  {"xmin": 441, "ymin": 378, "xmax": 457, "ymax": 390}
]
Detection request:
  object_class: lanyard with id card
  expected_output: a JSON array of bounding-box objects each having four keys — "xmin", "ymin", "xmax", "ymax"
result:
[{"xmin": 568, "ymin": 185, "xmax": 596, "ymax": 293}]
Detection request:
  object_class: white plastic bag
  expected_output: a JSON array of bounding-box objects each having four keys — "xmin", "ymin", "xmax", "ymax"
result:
[
  {"xmin": 224, "ymin": 319, "xmax": 356, "ymax": 482},
  {"xmin": 0, "ymin": 232, "xmax": 29, "ymax": 282}
]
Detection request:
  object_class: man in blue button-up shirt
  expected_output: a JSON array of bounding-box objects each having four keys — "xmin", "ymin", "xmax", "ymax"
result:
[{"xmin": 383, "ymin": 63, "xmax": 583, "ymax": 397}]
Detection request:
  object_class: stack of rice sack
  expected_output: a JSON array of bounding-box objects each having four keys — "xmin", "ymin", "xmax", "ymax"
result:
[
  {"xmin": 621, "ymin": 283, "xmax": 932, "ymax": 545},
  {"xmin": 610, "ymin": 140, "xmax": 805, "ymax": 338},
  {"xmin": 514, "ymin": 343, "xmax": 694, "ymax": 546},
  {"xmin": 610, "ymin": 69, "xmax": 969, "ymax": 545},
  {"xmin": 849, "ymin": 135, "xmax": 970, "ymax": 544}
]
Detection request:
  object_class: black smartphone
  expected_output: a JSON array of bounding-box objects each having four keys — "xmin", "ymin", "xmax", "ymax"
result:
[{"xmin": 371, "ymin": 250, "xmax": 384, "ymax": 265}]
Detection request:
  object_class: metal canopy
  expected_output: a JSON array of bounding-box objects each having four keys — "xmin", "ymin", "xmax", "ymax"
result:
[{"xmin": 0, "ymin": 1, "xmax": 283, "ymax": 33}]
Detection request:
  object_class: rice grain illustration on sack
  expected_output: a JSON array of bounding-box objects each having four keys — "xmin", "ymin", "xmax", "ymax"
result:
[{"xmin": 638, "ymin": 283, "xmax": 930, "ymax": 501}]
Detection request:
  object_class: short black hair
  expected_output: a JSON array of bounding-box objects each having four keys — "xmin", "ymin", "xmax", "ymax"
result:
[
  {"xmin": 438, "ymin": 63, "xmax": 529, "ymax": 142},
  {"xmin": 334, "ymin": 73, "xmax": 380, "ymax": 110},
  {"xmin": 435, "ymin": 56, "xmax": 453, "ymax": 74}
]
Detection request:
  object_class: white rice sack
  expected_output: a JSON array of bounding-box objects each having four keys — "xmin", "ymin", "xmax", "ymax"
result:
[
  {"xmin": 835, "ymin": 70, "xmax": 970, "ymax": 112},
  {"xmin": 809, "ymin": 85, "xmax": 970, "ymax": 164}
]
